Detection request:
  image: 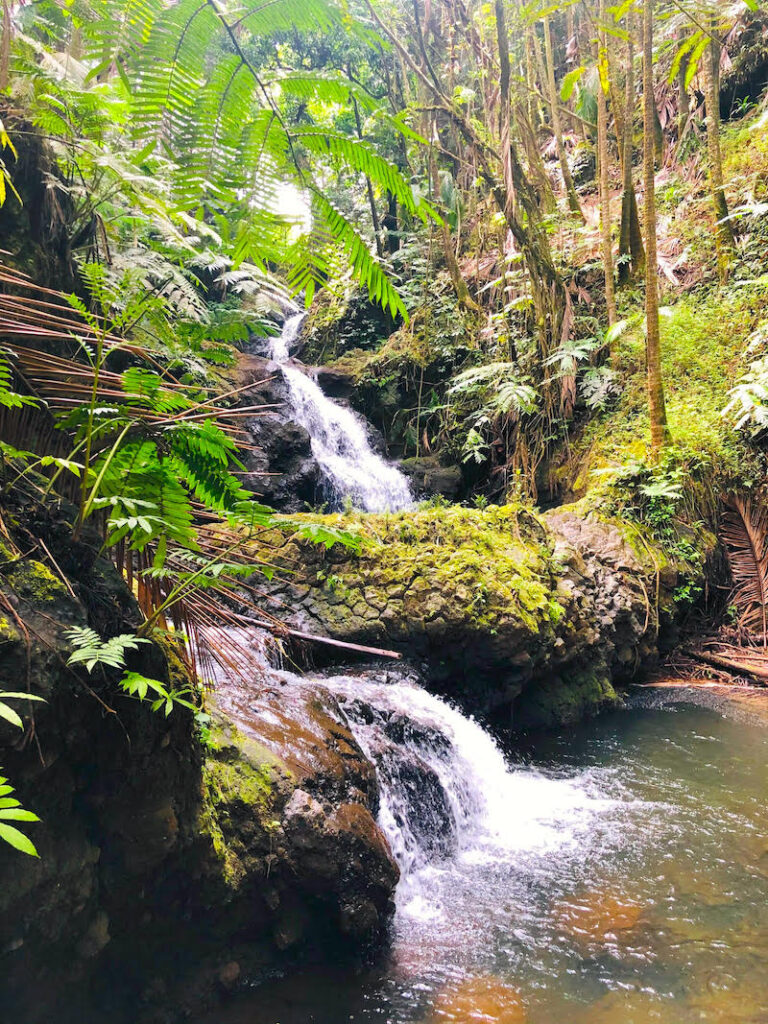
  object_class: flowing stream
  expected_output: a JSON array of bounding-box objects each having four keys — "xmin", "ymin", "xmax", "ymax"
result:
[
  {"xmin": 204, "ymin": 672, "xmax": 768, "ymax": 1024},
  {"xmin": 204, "ymin": 327, "xmax": 768, "ymax": 1022},
  {"xmin": 268, "ymin": 314, "xmax": 412, "ymax": 512}
]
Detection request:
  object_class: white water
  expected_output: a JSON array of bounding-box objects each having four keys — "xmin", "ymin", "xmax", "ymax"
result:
[
  {"xmin": 268, "ymin": 314, "xmax": 412, "ymax": 512},
  {"xmin": 316, "ymin": 671, "xmax": 610, "ymax": 894}
]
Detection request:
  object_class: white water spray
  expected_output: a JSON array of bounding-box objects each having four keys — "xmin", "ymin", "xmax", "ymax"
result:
[
  {"xmin": 269, "ymin": 314, "xmax": 412, "ymax": 512},
  {"xmin": 316, "ymin": 672, "xmax": 606, "ymax": 883}
]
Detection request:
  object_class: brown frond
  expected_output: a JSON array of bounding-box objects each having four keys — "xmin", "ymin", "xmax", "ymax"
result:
[{"xmin": 720, "ymin": 496, "xmax": 768, "ymax": 645}]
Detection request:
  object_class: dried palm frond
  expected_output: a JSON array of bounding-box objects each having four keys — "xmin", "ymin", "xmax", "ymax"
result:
[{"xmin": 720, "ymin": 496, "xmax": 768, "ymax": 645}]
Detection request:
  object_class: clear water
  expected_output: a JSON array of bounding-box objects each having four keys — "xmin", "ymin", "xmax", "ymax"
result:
[
  {"xmin": 268, "ymin": 315, "xmax": 412, "ymax": 512},
  {"xmin": 202, "ymin": 681, "xmax": 768, "ymax": 1024}
]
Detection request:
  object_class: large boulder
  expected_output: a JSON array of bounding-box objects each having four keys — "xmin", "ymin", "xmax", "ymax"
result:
[
  {"xmin": 401, "ymin": 455, "xmax": 463, "ymax": 500},
  {"xmin": 248, "ymin": 501, "xmax": 714, "ymax": 729},
  {"xmin": 0, "ymin": 500, "xmax": 398, "ymax": 1024}
]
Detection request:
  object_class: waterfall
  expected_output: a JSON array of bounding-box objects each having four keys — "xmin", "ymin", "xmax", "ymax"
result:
[
  {"xmin": 268, "ymin": 314, "xmax": 412, "ymax": 512},
  {"xmin": 315, "ymin": 670, "xmax": 604, "ymax": 885}
]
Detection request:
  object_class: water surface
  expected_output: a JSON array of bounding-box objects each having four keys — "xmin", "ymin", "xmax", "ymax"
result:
[{"xmin": 203, "ymin": 685, "xmax": 768, "ymax": 1024}]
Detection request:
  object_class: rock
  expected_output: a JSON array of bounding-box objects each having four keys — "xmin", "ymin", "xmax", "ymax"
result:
[
  {"xmin": 570, "ymin": 143, "xmax": 596, "ymax": 188},
  {"xmin": 244, "ymin": 500, "xmax": 713, "ymax": 729},
  {"xmin": 315, "ymin": 364, "xmax": 356, "ymax": 399},
  {"xmin": 0, "ymin": 503, "xmax": 399, "ymax": 1024},
  {"xmin": 554, "ymin": 889, "xmax": 644, "ymax": 950},
  {"xmin": 216, "ymin": 961, "xmax": 240, "ymax": 990},
  {"xmin": 430, "ymin": 976, "xmax": 528, "ymax": 1024},
  {"xmin": 401, "ymin": 455, "xmax": 463, "ymax": 500}
]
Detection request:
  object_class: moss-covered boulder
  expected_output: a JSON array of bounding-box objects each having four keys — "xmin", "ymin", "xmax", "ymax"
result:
[
  {"xmin": 0, "ymin": 500, "xmax": 397, "ymax": 1024},
  {"xmin": 252, "ymin": 501, "xmax": 713, "ymax": 728}
]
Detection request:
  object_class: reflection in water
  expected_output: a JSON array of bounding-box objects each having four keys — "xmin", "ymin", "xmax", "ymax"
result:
[{"xmin": 200, "ymin": 685, "xmax": 768, "ymax": 1024}]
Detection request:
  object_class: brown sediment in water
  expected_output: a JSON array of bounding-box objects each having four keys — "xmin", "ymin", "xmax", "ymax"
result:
[
  {"xmin": 553, "ymin": 890, "xmax": 644, "ymax": 948},
  {"xmin": 429, "ymin": 976, "xmax": 528, "ymax": 1024}
]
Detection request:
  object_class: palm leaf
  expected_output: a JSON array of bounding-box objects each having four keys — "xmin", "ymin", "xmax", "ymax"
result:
[{"xmin": 721, "ymin": 496, "xmax": 768, "ymax": 644}]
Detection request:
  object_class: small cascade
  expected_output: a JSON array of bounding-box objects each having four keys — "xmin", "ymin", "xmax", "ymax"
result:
[
  {"xmin": 311, "ymin": 669, "xmax": 604, "ymax": 882},
  {"xmin": 268, "ymin": 314, "xmax": 412, "ymax": 512}
]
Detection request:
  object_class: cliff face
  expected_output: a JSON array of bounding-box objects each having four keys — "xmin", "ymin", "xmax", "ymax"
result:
[
  {"xmin": 251, "ymin": 501, "xmax": 714, "ymax": 728},
  {"xmin": 0, "ymin": 501, "xmax": 398, "ymax": 1024}
]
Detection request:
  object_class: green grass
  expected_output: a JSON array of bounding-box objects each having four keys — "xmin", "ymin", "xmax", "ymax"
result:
[{"xmin": 572, "ymin": 278, "xmax": 768, "ymax": 496}]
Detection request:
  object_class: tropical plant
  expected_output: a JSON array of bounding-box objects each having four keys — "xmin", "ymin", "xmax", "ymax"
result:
[
  {"xmin": 720, "ymin": 496, "xmax": 768, "ymax": 644},
  {"xmin": 0, "ymin": 770, "xmax": 40, "ymax": 857}
]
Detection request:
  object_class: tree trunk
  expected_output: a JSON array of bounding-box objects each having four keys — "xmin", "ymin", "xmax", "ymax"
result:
[
  {"xmin": 677, "ymin": 51, "xmax": 690, "ymax": 142},
  {"xmin": 543, "ymin": 15, "xmax": 584, "ymax": 220},
  {"xmin": 596, "ymin": 0, "xmax": 616, "ymax": 325},
  {"xmin": 618, "ymin": 19, "xmax": 645, "ymax": 283},
  {"xmin": 383, "ymin": 193, "xmax": 400, "ymax": 254},
  {"xmin": 496, "ymin": 0, "xmax": 566, "ymax": 354},
  {"xmin": 352, "ymin": 97, "xmax": 384, "ymax": 258},
  {"xmin": 642, "ymin": 0, "xmax": 669, "ymax": 454},
  {"xmin": 428, "ymin": 140, "xmax": 479, "ymax": 311},
  {"xmin": 701, "ymin": 8, "xmax": 736, "ymax": 280}
]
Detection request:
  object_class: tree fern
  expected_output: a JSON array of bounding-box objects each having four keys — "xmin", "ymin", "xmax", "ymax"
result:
[{"xmin": 73, "ymin": 0, "xmax": 432, "ymax": 314}]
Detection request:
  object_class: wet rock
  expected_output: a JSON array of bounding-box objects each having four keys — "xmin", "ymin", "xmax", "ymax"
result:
[
  {"xmin": 554, "ymin": 890, "xmax": 644, "ymax": 950},
  {"xmin": 401, "ymin": 455, "xmax": 463, "ymax": 500},
  {"xmin": 216, "ymin": 961, "xmax": 241, "ymax": 990},
  {"xmin": 315, "ymin": 364, "xmax": 356, "ymax": 400}
]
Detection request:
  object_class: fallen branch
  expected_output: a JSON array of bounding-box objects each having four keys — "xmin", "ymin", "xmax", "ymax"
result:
[
  {"xmin": 241, "ymin": 616, "xmax": 402, "ymax": 660},
  {"xmin": 681, "ymin": 646, "xmax": 768, "ymax": 684}
]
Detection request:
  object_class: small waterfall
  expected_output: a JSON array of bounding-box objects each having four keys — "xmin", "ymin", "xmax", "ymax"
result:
[
  {"xmin": 268, "ymin": 314, "xmax": 412, "ymax": 513},
  {"xmin": 317, "ymin": 671, "xmax": 604, "ymax": 883}
]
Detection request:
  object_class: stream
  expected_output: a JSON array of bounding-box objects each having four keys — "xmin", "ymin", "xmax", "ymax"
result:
[
  {"xmin": 203, "ymin": 681, "xmax": 768, "ymax": 1024},
  {"xmin": 205, "ymin": 317, "xmax": 768, "ymax": 1023}
]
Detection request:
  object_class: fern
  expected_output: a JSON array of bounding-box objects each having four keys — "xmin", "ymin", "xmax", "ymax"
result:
[
  {"xmin": 74, "ymin": 0, "xmax": 430, "ymax": 314},
  {"xmin": 0, "ymin": 772, "xmax": 41, "ymax": 857},
  {"xmin": 65, "ymin": 625, "xmax": 150, "ymax": 672}
]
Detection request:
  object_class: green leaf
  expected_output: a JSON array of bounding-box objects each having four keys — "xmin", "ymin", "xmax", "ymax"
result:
[
  {"xmin": 0, "ymin": 703, "xmax": 23, "ymax": 729},
  {"xmin": 0, "ymin": 808, "xmax": 40, "ymax": 822},
  {"xmin": 0, "ymin": 822, "xmax": 39, "ymax": 857},
  {"xmin": 560, "ymin": 66, "xmax": 586, "ymax": 102}
]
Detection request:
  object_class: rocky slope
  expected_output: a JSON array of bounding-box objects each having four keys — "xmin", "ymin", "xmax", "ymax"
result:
[{"xmin": 0, "ymin": 501, "xmax": 397, "ymax": 1024}]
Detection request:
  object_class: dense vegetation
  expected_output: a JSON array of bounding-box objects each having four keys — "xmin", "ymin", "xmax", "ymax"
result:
[{"xmin": 1, "ymin": 0, "xmax": 767, "ymax": 867}]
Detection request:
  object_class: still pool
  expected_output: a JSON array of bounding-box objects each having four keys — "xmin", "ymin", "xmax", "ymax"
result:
[{"xmin": 200, "ymin": 685, "xmax": 768, "ymax": 1024}]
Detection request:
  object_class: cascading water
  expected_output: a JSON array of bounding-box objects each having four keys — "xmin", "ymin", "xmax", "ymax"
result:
[
  {"xmin": 315, "ymin": 669, "xmax": 606, "ymax": 887},
  {"xmin": 202, "ymin": 644, "xmax": 768, "ymax": 1024},
  {"xmin": 268, "ymin": 314, "xmax": 412, "ymax": 512}
]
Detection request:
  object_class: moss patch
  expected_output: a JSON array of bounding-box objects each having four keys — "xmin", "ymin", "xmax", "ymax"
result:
[
  {"xmin": 6, "ymin": 558, "xmax": 67, "ymax": 603},
  {"xmin": 280, "ymin": 503, "xmax": 556, "ymax": 638}
]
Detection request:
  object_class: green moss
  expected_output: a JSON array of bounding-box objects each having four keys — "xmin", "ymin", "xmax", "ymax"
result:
[
  {"xmin": 0, "ymin": 615, "xmax": 19, "ymax": 643},
  {"xmin": 199, "ymin": 720, "xmax": 290, "ymax": 888},
  {"xmin": 516, "ymin": 670, "xmax": 619, "ymax": 730},
  {"xmin": 296, "ymin": 503, "xmax": 554, "ymax": 635},
  {"xmin": 575, "ymin": 283, "xmax": 767, "ymax": 491},
  {"xmin": 6, "ymin": 558, "xmax": 67, "ymax": 603}
]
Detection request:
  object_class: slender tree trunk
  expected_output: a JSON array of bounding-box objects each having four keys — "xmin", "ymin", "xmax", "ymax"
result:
[
  {"xmin": 701, "ymin": 9, "xmax": 736, "ymax": 279},
  {"xmin": 677, "ymin": 52, "xmax": 690, "ymax": 142},
  {"xmin": 543, "ymin": 15, "xmax": 584, "ymax": 220},
  {"xmin": 0, "ymin": 0, "xmax": 11, "ymax": 92},
  {"xmin": 428, "ymin": 139, "xmax": 479, "ymax": 311},
  {"xmin": 642, "ymin": 0, "xmax": 669, "ymax": 454},
  {"xmin": 596, "ymin": 0, "xmax": 616, "ymax": 325},
  {"xmin": 352, "ymin": 97, "xmax": 384, "ymax": 258},
  {"xmin": 383, "ymin": 193, "xmax": 399, "ymax": 254},
  {"xmin": 618, "ymin": 20, "xmax": 645, "ymax": 283},
  {"xmin": 525, "ymin": 27, "xmax": 543, "ymax": 132}
]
